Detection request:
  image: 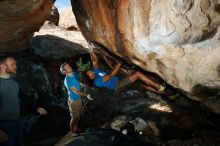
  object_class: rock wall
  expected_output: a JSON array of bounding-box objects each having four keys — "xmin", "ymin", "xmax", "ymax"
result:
[
  {"xmin": 71, "ymin": 0, "xmax": 220, "ymax": 105},
  {"xmin": 59, "ymin": 7, "xmax": 79, "ymax": 30},
  {"xmin": 47, "ymin": 5, "xmax": 59, "ymax": 26},
  {"xmin": 32, "ymin": 22, "xmax": 87, "ymax": 59},
  {"xmin": 0, "ymin": 0, "xmax": 220, "ymax": 113},
  {"xmin": 0, "ymin": 0, "xmax": 53, "ymax": 52}
]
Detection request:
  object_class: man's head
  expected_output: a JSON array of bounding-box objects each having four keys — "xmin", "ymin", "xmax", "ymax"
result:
[
  {"xmin": 0, "ymin": 56, "xmax": 17, "ymax": 74},
  {"xmin": 60, "ymin": 62, "xmax": 73, "ymax": 75},
  {"xmin": 86, "ymin": 70, "xmax": 96, "ymax": 79}
]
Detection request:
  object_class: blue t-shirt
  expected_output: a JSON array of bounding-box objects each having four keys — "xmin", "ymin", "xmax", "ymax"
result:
[
  {"xmin": 64, "ymin": 72, "xmax": 80, "ymax": 100},
  {"xmin": 92, "ymin": 68, "xmax": 119, "ymax": 91}
]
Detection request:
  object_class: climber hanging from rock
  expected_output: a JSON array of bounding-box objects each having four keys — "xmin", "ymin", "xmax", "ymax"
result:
[{"xmin": 85, "ymin": 42, "xmax": 170, "ymax": 96}]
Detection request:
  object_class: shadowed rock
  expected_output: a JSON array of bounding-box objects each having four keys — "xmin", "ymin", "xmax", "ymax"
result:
[
  {"xmin": 0, "ymin": 0, "xmax": 53, "ymax": 52},
  {"xmin": 47, "ymin": 5, "xmax": 59, "ymax": 26}
]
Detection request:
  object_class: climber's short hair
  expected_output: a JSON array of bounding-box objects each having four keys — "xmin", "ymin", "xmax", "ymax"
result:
[
  {"xmin": 0, "ymin": 55, "xmax": 8, "ymax": 64},
  {"xmin": 85, "ymin": 67, "xmax": 93, "ymax": 74},
  {"xmin": 60, "ymin": 62, "xmax": 68, "ymax": 75}
]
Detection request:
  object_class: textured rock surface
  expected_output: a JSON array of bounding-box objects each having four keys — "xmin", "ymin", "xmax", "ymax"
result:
[
  {"xmin": 71, "ymin": 0, "xmax": 220, "ymax": 113},
  {"xmin": 32, "ymin": 23, "xmax": 87, "ymax": 59},
  {"xmin": 1, "ymin": 0, "xmax": 220, "ymax": 114},
  {"xmin": 59, "ymin": 7, "xmax": 79, "ymax": 30},
  {"xmin": 47, "ymin": 5, "xmax": 59, "ymax": 26},
  {"xmin": 0, "ymin": 0, "xmax": 53, "ymax": 52}
]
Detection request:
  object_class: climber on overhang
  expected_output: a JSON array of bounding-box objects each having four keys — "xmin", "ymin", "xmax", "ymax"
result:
[{"xmin": 85, "ymin": 42, "xmax": 167, "ymax": 95}]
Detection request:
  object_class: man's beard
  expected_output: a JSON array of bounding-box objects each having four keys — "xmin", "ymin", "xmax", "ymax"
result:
[{"xmin": 5, "ymin": 66, "xmax": 16, "ymax": 75}]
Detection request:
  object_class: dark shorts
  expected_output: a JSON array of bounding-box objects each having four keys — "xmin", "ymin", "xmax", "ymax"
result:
[
  {"xmin": 68, "ymin": 99, "xmax": 82, "ymax": 120},
  {"xmin": 0, "ymin": 118, "xmax": 23, "ymax": 146},
  {"xmin": 115, "ymin": 76, "xmax": 141, "ymax": 93}
]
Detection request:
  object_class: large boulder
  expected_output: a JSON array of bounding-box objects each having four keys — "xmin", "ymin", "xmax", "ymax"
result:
[
  {"xmin": 59, "ymin": 7, "xmax": 79, "ymax": 30},
  {"xmin": 0, "ymin": 0, "xmax": 53, "ymax": 52},
  {"xmin": 71, "ymin": 0, "xmax": 220, "ymax": 113},
  {"xmin": 32, "ymin": 22, "xmax": 87, "ymax": 59},
  {"xmin": 47, "ymin": 5, "xmax": 59, "ymax": 26}
]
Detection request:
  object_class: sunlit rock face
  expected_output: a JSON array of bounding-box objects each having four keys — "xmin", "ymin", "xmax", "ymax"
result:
[
  {"xmin": 59, "ymin": 7, "xmax": 79, "ymax": 30},
  {"xmin": 47, "ymin": 5, "xmax": 59, "ymax": 26},
  {"xmin": 0, "ymin": 0, "xmax": 53, "ymax": 52},
  {"xmin": 71, "ymin": 0, "xmax": 220, "ymax": 108},
  {"xmin": 32, "ymin": 22, "xmax": 87, "ymax": 59}
]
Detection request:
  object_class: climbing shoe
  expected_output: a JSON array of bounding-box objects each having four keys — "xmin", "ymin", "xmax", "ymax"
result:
[
  {"xmin": 158, "ymin": 83, "xmax": 166, "ymax": 92},
  {"xmin": 168, "ymin": 93, "xmax": 180, "ymax": 100},
  {"xmin": 71, "ymin": 132, "xmax": 80, "ymax": 137}
]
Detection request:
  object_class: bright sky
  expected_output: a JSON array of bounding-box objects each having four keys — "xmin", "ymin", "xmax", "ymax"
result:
[{"xmin": 55, "ymin": 0, "xmax": 71, "ymax": 11}]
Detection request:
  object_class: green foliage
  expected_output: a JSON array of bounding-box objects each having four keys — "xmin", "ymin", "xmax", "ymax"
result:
[
  {"xmin": 62, "ymin": 84, "xmax": 68, "ymax": 96},
  {"xmin": 76, "ymin": 58, "xmax": 91, "ymax": 72},
  {"xmin": 76, "ymin": 58, "xmax": 92, "ymax": 94}
]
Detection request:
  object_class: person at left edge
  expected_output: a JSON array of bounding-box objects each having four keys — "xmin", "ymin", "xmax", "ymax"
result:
[{"xmin": 0, "ymin": 56, "xmax": 47, "ymax": 146}]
